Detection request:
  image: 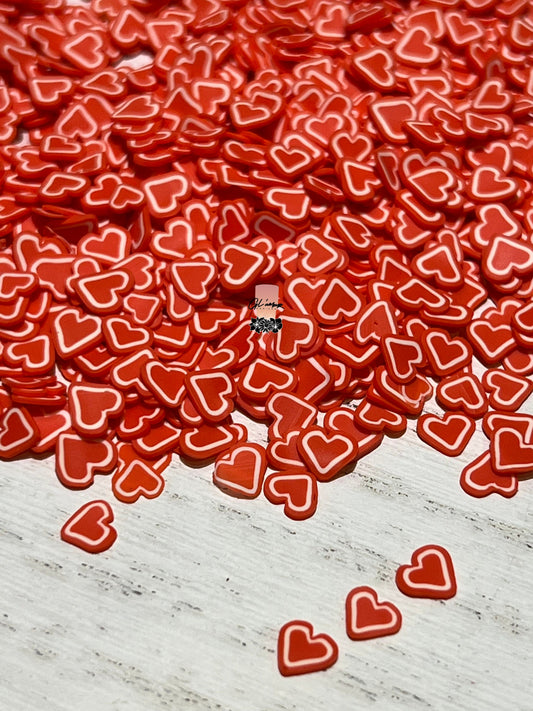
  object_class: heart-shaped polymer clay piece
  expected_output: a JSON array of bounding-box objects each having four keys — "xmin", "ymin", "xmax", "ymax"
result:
[
  {"xmin": 345, "ymin": 586, "xmax": 402, "ymax": 641},
  {"xmin": 277, "ymin": 620, "xmax": 338, "ymax": 676},
  {"xmin": 61, "ymin": 500, "xmax": 117, "ymax": 554},
  {"xmin": 396, "ymin": 545, "xmax": 457, "ymax": 599}
]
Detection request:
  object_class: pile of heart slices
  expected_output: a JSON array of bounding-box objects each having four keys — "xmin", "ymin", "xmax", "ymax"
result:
[{"xmin": 1, "ymin": 0, "xmax": 533, "ymax": 554}]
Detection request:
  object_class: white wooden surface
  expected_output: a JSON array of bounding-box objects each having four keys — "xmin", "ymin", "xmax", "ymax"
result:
[{"xmin": 1, "ymin": 404, "xmax": 532, "ymax": 711}]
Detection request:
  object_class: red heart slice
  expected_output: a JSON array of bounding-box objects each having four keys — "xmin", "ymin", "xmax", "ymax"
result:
[
  {"xmin": 404, "ymin": 121, "xmax": 443, "ymax": 150},
  {"xmin": 394, "ymin": 277, "xmax": 449, "ymax": 313},
  {"xmin": 191, "ymin": 302, "xmax": 239, "ymax": 340},
  {"xmin": 263, "ymin": 471, "xmax": 318, "ymax": 520},
  {"xmin": 324, "ymin": 334, "xmax": 381, "ymax": 370},
  {"xmin": 417, "ymin": 412, "xmax": 475, "ymax": 457},
  {"xmin": 73, "ymin": 269, "xmax": 134, "ymax": 314},
  {"xmin": 123, "ymin": 293, "xmax": 162, "ymax": 327},
  {"xmin": 169, "ymin": 260, "xmax": 218, "ymax": 305},
  {"xmin": 3, "ymin": 334, "xmax": 54, "ymax": 375},
  {"xmin": 277, "ymin": 620, "xmax": 338, "ymax": 677},
  {"xmin": 185, "ymin": 369, "xmax": 235, "ymax": 422},
  {"xmin": 330, "ymin": 131, "xmax": 373, "ymax": 163},
  {"xmin": 61, "ymin": 500, "xmax": 117, "ymax": 554},
  {"xmin": 116, "ymin": 253, "xmax": 159, "ymax": 292},
  {"xmin": 292, "ymin": 354, "xmax": 333, "ymax": 404},
  {"xmin": 267, "ymin": 133, "xmax": 322, "ymax": 179},
  {"xmin": 467, "ymin": 166, "xmax": 518, "ymax": 202},
  {"xmin": 80, "ymin": 68, "xmax": 125, "ymax": 97},
  {"xmin": 81, "ymin": 174, "xmax": 122, "ymax": 212},
  {"xmin": 371, "ymin": 368, "xmax": 433, "ymax": 417},
  {"xmin": 78, "ymin": 225, "xmax": 131, "ymax": 265},
  {"xmin": 471, "ymin": 204, "xmax": 521, "ymax": 251},
  {"xmin": 351, "ymin": 46, "xmax": 395, "ymax": 89},
  {"xmin": 369, "ymin": 97, "xmax": 416, "ymax": 143},
  {"xmin": 297, "ymin": 233, "xmax": 347, "ymax": 275},
  {"xmin": 382, "ymin": 335, "xmax": 424, "ymax": 384},
  {"xmin": 422, "ymin": 329, "xmax": 472, "ymax": 377},
  {"xmin": 467, "ymin": 319, "xmax": 516, "ymax": 364},
  {"xmin": 113, "ymin": 94, "xmax": 157, "ymax": 122},
  {"xmin": 396, "ymin": 545, "xmax": 457, "ymax": 599},
  {"xmin": 213, "ymin": 443, "xmax": 267, "ymax": 499},
  {"xmin": 56, "ymin": 432, "xmax": 117, "ymax": 489},
  {"xmin": 407, "ymin": 167, "xmax": 456, "ymax": 207},
  {"xmin": 33, "ymin": 255, "xmax": 75, "ymax": 301},
  {"xmin": 141, "ymin": 360, "xmax": 186, "ymax": 408},
  {"xmin": 117, "ymin": 403, "xmax": 164, "ymax": 441},
  {"xmin": 112, "ymin": 460, "xmax": 165, "ymax": 503},
  {"xmin": 268, "ymin": 311, "xmax": 319, "ymax": 364},
  {"xmin": 412, "ymin": 244, "xmax": 462, "ymax": 289},
  {"xmin": 329, "ymin": 213, "xmax": 373, "ymax": 254},
  {"xmin": 482, "ymin": 369, "xmax": 533, "ymax": 411},
  {"xmin": 345, "ymin": 586, "xmax": 402, "ymax": 641},
  {"xmin": 354, "ymin": 300, "xmax": 398, "ymax": 345},
  {"xmin": 151, "ymin": 219, "xmax": 193, "ymax": 260},
  {"xmin": 354, "ymin": 399, "xmax": 407, "ymax": 435},
  {"xmin": 230, "ymin": 91, "xmax": 283, "ymax": 129},
  {"xmin": 142, "ymin": 171, "xmax": 191, "ymax": 218},
  {"xmin": 297, "ymin": 427, "xmax": 357, "ymax": 481},
  {"xmin": 445, "ymin": 11, "xmax": 483, "ymax": 47},
  {"xmin": 267, "ymin": 432, "xmax": 307, "ymax": 471},
  {"xmin": 238, "ymin": 357, "xmax": 297, "ymax": 401},
  {"xmin": 337, "ymin": 159, "xmax": 381, "ymax": 202},
  {"xmin": 512, "ymin": 300, "xmax": 533, "ymax": 347},
  {"xmin": 102, "ymin": 316, "xmax": 152, "ymax": 355},
  {"xmin": 75, "ymin": 345, "xmax": 117, "ymax": 379},
  {"xmin": 482, "ymin": 236, "xmax": 533, "ymax": 283},
  {"xmin": 490, "ymin": 427, "xmax": 533, "ymax": 476},
  {"xmin": 132, "ymin": 420, "xmax": 181, "ymax": 459},
  {"xmin": 483, "ymin": 411, "xmax": 533, "ymax": 440},
  {"xmin": 313, "ymin": 275, "xmax": 362, "ymax": 325},
  {"xmin": 436, "ymin": 373, "xmax": 488, "ymax": 418},
  {"xmin": 394, "ymin": 25, "xmax": 440, "ymax": 66},
  {"xmin": 197, "ymin": 345, "xmax": 238, "ymax": 372},
  {"xmin": 464, "ymin": 112, "xmax": 512, "ymax": 141},
  {"xmin": 0, "ymin": 406, "xmax": 39, "ymax": 458},
  {"xmin": 110, "ymin": 348, "xmax": 154, "ymax": 395},
  {"xmin": 179, "ymin": 422, "xmax": 243, "ymax": 460},
  {"xmin": 0, "ymin": 271, "xmax": 38, "ymax": 301},
  {"xmin": 284, "ymin": 273, "xmax": 326, "ymax": 315},
  {"xmin": 263, "ymin": 187, "xmax": 311, "ymax": 223},
  {"xmin": 39, "ymin": 171, "xmax": 89, "ymax": 202},
  {"xmin": 61, "ymin": 31, "xmax": 107, "ymax": 73},
  {"xmin": 52, "ymin": 308, "xmax": 102, "ymax": 359},
  {"xmin": 460, "ymin": 451, "xmax": 518, "ymax": 499},
  {"xmin": 266, "ymin": 392, "xmax": 318, "ymax": 440},
  {"xmin": 219, "ymin": 242, "xmax": 267, "ymax": 291},
  {"xmin": 324, "ymin": 406, "xmax": 372, "ymax": 445},
  {"xmin": 69, "ymin": 382, "xmax": 124, "ymax": 437}
]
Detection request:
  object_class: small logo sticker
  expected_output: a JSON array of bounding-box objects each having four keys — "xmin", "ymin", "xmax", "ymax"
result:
[{"xmin": 249, "ymin": 284, "xmax": 283, "ymax": 333}]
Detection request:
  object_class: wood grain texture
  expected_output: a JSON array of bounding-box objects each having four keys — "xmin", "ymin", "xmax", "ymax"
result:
[{"xmin": 1, "ymin": 410, "xmax": 532, "ymax": 711}]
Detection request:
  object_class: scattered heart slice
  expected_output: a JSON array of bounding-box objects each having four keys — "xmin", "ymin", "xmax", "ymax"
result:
[
  {"xmin": 345, "ymin": 586, "xmax": 402, "ymax": 641},
  {"xmin": 417, "ymin": 412, "xmax": 475, "ymax": 457},
  {"xmin": 395, "ymin": 545, "xmax": 457, "ymax": 600},
  {"xmin": 56, "ymin": 432, "xmax": 117, "ymax": 489},
  {"xmin": 277, "ymin": 620, "xmax": 338, "ymax": 676},
  {"xmin": 297, "ymin": 426, "xmax": 358, "ymax": 481},
  {"xmin": 213, "ymin": 443, "xmax": 267, "ymax": 499},
  {"xmin": 263, "ymin": 471, "xmax": 318, "ymax": 520},
  {"xmin": 61, "ymin": 499, "xmax": 117, "ymax": 554},
  {"xmin": 460, "ymin": 451, "xmax": 518, "ymax": 499},
  {"xmin": 0, "ymin": 406, "xmax": 40, "ymax": 459}
]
